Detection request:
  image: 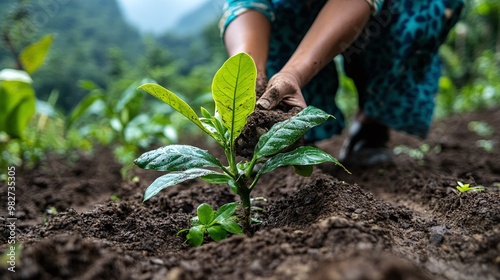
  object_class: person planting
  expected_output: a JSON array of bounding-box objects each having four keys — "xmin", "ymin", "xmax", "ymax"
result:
[{"xmin": 220, "ymin": 0, "xmax": 463, "ymax": 167}]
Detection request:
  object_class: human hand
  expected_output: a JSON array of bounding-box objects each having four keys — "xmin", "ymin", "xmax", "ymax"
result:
[{"xmin": 256, "ymin": 71, "xmax": 307, "ymax": 110}]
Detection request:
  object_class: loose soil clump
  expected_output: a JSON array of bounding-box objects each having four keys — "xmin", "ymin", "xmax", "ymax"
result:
[{"xmin": 1, "ymin": 109, "xmax": 499, "ymax": 280}]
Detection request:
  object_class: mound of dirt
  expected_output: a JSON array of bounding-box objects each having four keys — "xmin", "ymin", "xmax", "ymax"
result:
[{"xmin": 0, "ymin": 108, "xmax": 499, "ymax": 280}]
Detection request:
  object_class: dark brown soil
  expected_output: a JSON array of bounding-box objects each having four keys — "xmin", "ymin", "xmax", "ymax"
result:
[
  {"xmin": 1, "ymin": 108, "xmax": 499, "ymax": 280},
  {"xmin": 235, "ymin": 106, "xmax": 302, "ymax": 157}
]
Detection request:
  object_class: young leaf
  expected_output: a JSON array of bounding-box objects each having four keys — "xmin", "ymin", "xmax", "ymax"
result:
[
  {"xmin": 214, "ymin": 202, "xmax": 238, "ymax": 222},
  {"xmin": 200, "ymin": 107, "xmax": 213, "ymax": 119},
  {"xmin": 115, "ymin": 78, "xmax": 154, "ymax": 112},
  {"xmin": 197, "ymin": 203, "xmax": 215, "ymax": 225},
  {"xmin": 220, "ymin": 219, "xmax": 244, "ymax": 234},
  {"xmin": 228, "ymin": 179, "xmax": 239, "ymax": 195},
  {"xmin": 66, "ymin": 91, "xmax": 105, "ymax": 129},
  {"xmin": 257, "ymin": 146, "xmax": 348, "ymax": 176},
  {"xmin": 144, "ymin": 168, "xmax": 219, "ymax": 201},
  {"xmin": 201, "ymin": 173, "xmax": 231, "ymax": 184},
  {"xmin": 207, "ymin": 225, "xmax": 227, "ymax": 242},
  {"xmin": 186, "ymin": 225, "xmax": 205, "ymax": 247},
  {"xmin": 134, "ymin": 145, "xmax": 223, "ymax": 171},
  {"xmin": 139, "ymin": 83, "xmax": 213, "ymax": 137},
  {"xmin": 0, "ymin": 80, "xmax": 36, "ymax": 138},
  {"xmin": 212, "ymin": 53, "xmax": 256, "ymax": 145},
  {"xmin": 292, "ymin": 165, "xmax": 314, "ymax": 177},
  {"xmin": 199, "ymin": 118, "xmax": 225, "ymax": 146},
  {"xmin": 253, "ymin": 106, "xmax": 332, "ymax": 159},
  {"xmin": 20, "ymin": 34, "xmax": 54, "ymax": 74},
  {"xmin": 456, "ymin": 181, "xmax": 485, "ymax": 193}
]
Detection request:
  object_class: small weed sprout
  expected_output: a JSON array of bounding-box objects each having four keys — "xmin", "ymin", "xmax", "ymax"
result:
[
  {"xmin": 134, "ymin": 53, "xmax": 347, "ymax": 246},
  {"xmin": 393, "ymin": 144, "xmax": 441, "ymax": 165},
  {"xmin": 468, "ymin": 121, "xmax": 494, "ymax": 137},
  {"xmin": 456, "ymin": 181, "xmax": 485, "ymax": 193},
  {"xmin": 42, "ymin": 206, "xmax": 58, "ymax": 225},
  {"xmin": 468, "ymin": 121, "xmax": 496, "ymax": 153}
]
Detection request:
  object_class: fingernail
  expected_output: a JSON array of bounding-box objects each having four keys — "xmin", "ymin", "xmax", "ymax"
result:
[{"xmin": 257, "ymin": 99, "xmax": 270, "ymax": 109}]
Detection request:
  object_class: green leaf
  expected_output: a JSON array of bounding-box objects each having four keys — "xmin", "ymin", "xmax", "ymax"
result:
[
  {"xmin": 144, "ymin": 168, "xmax": 219, "ymax": 201},
  {"xmin": 292, "ymin": 165, "xmax": 313, "ymax": 177},
  {"xmin": 78, "ymin": 80, "xmax": 99, "ymax": 91},
  {"xmin": 456, "ymin": 181, "xmax": 485, "ymax": 193},
  {"xmin": 212, "ymin": 53, "xmax": 256, "ymax": 144},
  {"xmin": 0, "ymin": 80, "xmax": 36, "ymax": 138},
  {"xmin": 200, "ymin": 107, "xmax": 212, "ymax": 119},
  {"xmin": 186, "ymin": 225, "xmax": 205, "ymax": 247},
  {"xmin": 257, "ymin": 146, "xmax": 347, "ymax": 176},
  {"xmin": 201, "ymin": 173, "xmax": 231, "ymax": 184},
  {"xmin": 115, "ymin": 78, "xmax": 154, "ymax": 112},
  {"xmin": 66, "ymin": 91, "xmax": 105, "ymax": 129},
  {"xmin": 214, "ymin": 202, "xmax": 238, "ymax": 222},
  {"xmin": 253, "ymin": 106, "xmax": 332, "ymax": 159},
  {"xmin": 20, "ymin": 34, "xmax": 54, "ymax": 74},
  {"xmin": 197, "ymin": 203, "xmax": 215, "ymax": 225},
  {"xmin": 134, "ymin": 145, "xmax": 223, "ymax": 171},
  {"xmin": 220, "ymin": 219, "xmax": 243, "ymax": 234},
  {"xmin": 207, "ymin": 225, "xmax": 227, "ymax": 242},
  {"xmin": 228, "ymin": 179, "xmax": 239, "ymax": 195},
  {"xmin": 139, "ymin": 83, "xmax": 213, "ymax": 136}
]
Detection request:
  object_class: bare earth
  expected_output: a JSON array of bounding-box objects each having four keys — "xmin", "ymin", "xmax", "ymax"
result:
[{"xmin": 1, "ymin": 108, "xmax": 499, "ymax": 280}]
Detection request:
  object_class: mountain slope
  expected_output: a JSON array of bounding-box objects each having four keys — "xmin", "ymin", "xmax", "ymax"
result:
[{"xmin": 0, "ymin": 0, "xmax": 144, "ymax": 110}]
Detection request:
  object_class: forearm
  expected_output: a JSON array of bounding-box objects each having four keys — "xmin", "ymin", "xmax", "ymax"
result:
[
  {"xmin": 223, "ymin": 10, "xmax": 271, "ymax": 74},
  {"xmin": 282, "ymin": 0, "xmax": 371, "ymax": 87}
]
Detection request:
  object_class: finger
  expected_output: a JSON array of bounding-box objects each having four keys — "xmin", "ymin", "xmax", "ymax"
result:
[
  {"xmin": 256, "ymin": 98, "xmax": 271, "ymax": 110},
  {"xmin": 282, "ymin": 97, "xmax": 307, "ymax": 109},
  {"xmin": 256, "ymin": 87, "xmax": 281, "ymax": 110}
]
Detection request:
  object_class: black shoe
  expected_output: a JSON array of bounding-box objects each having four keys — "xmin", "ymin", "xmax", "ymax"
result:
[{"xmin": 338, "ymin": 120, "xmax": 394, "ymax": 167}]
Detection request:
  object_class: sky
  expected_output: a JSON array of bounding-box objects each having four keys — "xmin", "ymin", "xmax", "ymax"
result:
[{"xmin": 117, "ymin": 0, "xmax": 210, "ymax": 34}]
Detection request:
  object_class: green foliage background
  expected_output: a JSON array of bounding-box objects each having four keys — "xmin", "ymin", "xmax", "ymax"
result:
[{"xmin": 0, "ymin": 0, "xmax": 225, "ymax": 112}]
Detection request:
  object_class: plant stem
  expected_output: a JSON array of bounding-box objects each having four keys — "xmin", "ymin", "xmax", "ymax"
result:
[
  {"xmin": 245, "ymin": 157, "xmax": 258, "ymax": 178},
  {"xmin": 236, "ymin": 178, "xmax": 252, "ymax": 230},
  {"xmin": 225, "ymin": 148, "xmax": 238, "ymax": 176}
]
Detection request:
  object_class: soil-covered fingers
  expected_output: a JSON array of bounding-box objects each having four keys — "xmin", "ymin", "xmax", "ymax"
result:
[{"xmin": 256, "ymin": 72, "xmax": 306, "ymax": 110}]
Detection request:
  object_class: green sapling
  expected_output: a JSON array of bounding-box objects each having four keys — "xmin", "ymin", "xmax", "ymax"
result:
[{"xmin": 134, "ymin": 53, "xmax": 347, "ymax": 246}]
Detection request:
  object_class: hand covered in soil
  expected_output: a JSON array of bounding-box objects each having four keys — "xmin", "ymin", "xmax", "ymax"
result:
[
  {"xmin": 256, "ymin": 72, "xmax": 307, "ymax": 110},
  {"xmin": 235, "ymin": 72, "xmax": 305, "ymax": 157}
]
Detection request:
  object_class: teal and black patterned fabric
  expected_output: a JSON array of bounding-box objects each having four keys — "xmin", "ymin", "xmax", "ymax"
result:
[{"xmin": 220, "ymin": 0, "xmax": 464, "ymax": 141}]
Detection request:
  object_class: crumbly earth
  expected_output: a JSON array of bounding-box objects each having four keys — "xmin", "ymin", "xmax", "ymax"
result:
[
  {"xmin": 1, "ymin": 108, "xmax": 499, "ymax": 280},
  {"xmin": 235, "ymin": 105, "xmax": 302, "ymax": 157}
]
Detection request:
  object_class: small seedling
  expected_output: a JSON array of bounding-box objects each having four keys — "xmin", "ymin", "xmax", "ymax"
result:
[
  {"xmin": 456, "ymin": 181, "xmax": 485, "ymax": 193},
  {"xmin": 468, "ymin": 121, "xmax": 494, "ymax": 137},
  {"xmin": 42, "ymin": 206, "xmax": 58, "ymax": 225},
  {"xmin": 475, "ymin": 139, "xmax": 495, "ymax": 153},
  {"xmin": 393, "ymin": 144, "xmax": 441, "ymax": 165},
  {"xmin": 135, "ymin": 53, "xmax": 347, "ymax": 246},
  {"xmin": 178, "ymin": 202, "xmax": 243, "ymax": 246}
]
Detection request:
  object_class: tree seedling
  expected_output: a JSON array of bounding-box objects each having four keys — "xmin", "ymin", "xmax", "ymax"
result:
[{"xmin": 134, "ymin": 53, "xmax": 347, "ymax": 246}]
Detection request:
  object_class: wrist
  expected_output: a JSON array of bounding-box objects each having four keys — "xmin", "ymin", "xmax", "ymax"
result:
[
  {"xmin": 280, "ymin": 58, "xmax": 317, "ymax": 88},
  {"xmin": 273, "ymin": 70, "xmax": 302, "ymax": 85}
]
